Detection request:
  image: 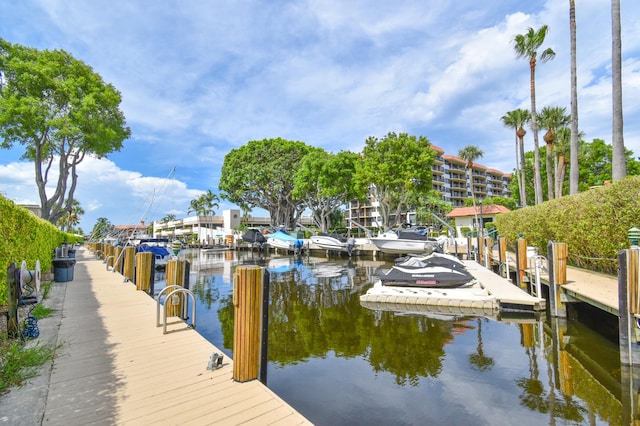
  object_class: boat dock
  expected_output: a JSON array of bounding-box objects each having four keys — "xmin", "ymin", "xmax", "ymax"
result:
[{"xmin": 33, "ymin": 247, "xmax": 312, "ymax": 425}]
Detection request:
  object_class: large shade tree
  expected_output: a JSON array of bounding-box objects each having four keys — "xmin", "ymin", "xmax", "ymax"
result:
[
  {"xmin": 219, "ymin": 138, "xmax": 312, "ymax": 229},
  {"xmin": 0, "ymin": 38, "xmax": 131, "ymax": 224},
  {"xmin": 513, "ymin": 26, "xmax": 556, "ymax": 205},
  {"xmin": 293, "ymin": 148, "xmax": 361, "ymax": 233},
  {"xmin": 355, "ymin": 132, "xmax": 435, "ymax": 231},
  {"xmin": 501, "ymin": 108, "xmax": 531, "ymax": 207}
]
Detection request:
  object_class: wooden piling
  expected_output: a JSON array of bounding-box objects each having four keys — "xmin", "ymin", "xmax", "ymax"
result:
[
  {"xmin": 548, "ymin": 242, "xmax": 568, "ymax": 318},
  {"xmin": 123, "ymin": 246, "xmax": 135, "ymax": 282},
  {"xmin": 233, "ymin": 265, "xmax": 267, "ymax": 382},
  {"xmin": 619, "ymin": 247, "xmax": 640, "ymax": 366},
  {"xmin": 498, "ymin": 237, "xmax": 507, "ymax": 274},
  {"xmin": 106, "ymin": 244, "xmax": 114, "ymax": 268},
  {"xmin": 135, "ymin": 252, "xmax": 154, "ymax": 292},
  {"xmin": 515, "ymin": 238, "xmax": 528, "ymax": 288},
  {"xmin": 114, "ymin": 247, "xmax": 123, "ymax": 274},
  {"xmin": 165, "ymin": 260, "xmax": 190, "ymax": 317}
]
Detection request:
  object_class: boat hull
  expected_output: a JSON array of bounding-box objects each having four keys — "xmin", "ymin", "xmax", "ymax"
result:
[
  {"xmin": 310, "ymin": 235, "xmax": 350, "ymax": 252},
  {"xmin": 370, "ymin": 238, "xmax": 439, "ymax": 255}
]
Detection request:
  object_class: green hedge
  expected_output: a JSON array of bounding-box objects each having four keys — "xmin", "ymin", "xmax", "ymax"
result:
[
  {"xmin": 495, "ymin": 176, "xmax": 640, "ymax": 274},
  {"xmin": 0, "ymin": 195, "xmax": 77, "ymax": 305}
]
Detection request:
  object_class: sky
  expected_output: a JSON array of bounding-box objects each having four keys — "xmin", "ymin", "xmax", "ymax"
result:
[{"xmin": 1, "ymin": 0, "xmax": 639, "ymax": 232}]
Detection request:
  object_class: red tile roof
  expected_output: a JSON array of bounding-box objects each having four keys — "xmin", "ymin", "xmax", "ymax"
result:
[{"xmin": 446, "ymin": 205, "xmax": 511, "ymax": 218}]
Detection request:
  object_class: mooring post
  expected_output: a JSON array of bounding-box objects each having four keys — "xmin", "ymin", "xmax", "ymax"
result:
[
  {"xmin": 619, "ymin": 247, "xmax": 640, "ymax": 423},
  {"xmin": 485, "ymin": 237, "xmax": 493, "ymax": 268},
  {"xmin": 135, "ymin": 252, "xmax": 154, "ymax": 293},
  {"xmin": 547, "ymin": 241, "xmax": 568, "ymax": 318},
  {"xmin": 515, "ymin": 237, "xmax": 528, "ymax": 288},
  {"xmin": 165, "ymin": 260, "xmax": 190, "ymax": 319},
  {"xmin": 123, "ymin": 246, "xmax": 135, "ymax": 282},
  {"xmin": 233, "ymin": 265, "xmax": 269, "ymax": 383},
  {"xmin": 114, "ymin": 247, "xmax": 124, "ymax": 274},
  {"xmin": 498, "ymin": 237, "xmax": 508, "ymax": 277},
  {"xmin": 619, "ymin": 247, "xmax": 640, "ymax": 366}
]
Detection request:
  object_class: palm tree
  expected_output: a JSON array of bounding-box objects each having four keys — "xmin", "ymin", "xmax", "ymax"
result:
[
  {"xmin": 188, "ymin": 190, "xmax": 220, "ymax": 244},
  {"xmin": 538, "ymin": 106, "xmax": 570, "ymax": 200},
  {"xmin": 501, "ymin": 108, "xmax": 531, "ymax": 207},
  {"xmin": 513, "ymin": 25, "xmax": 556, "ymax": 205},
  {"xmin": 611, "ymin": 0, "xmax": 626, "ymax": 181},
  {"xmin": 458, "ymin": 145, "xmax": 484, "ymax": 234},
  {"xmin": 569, "ymin": 0, "xmax": 580, "ymax": 194}
]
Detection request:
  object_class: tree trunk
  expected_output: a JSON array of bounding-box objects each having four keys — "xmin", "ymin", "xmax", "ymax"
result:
[
  {"xmin": 518, "ymin": 134, "xmax": 527, "ymax": 207},
  {"xmin": 611, "ymin": 0, "xmax": 626, "ymax": 180},
  {"xmin": 530, "ymin": 58, "xmax": 544, "ymax": 204},
  {"xmin": 569, "ymin": 0, "xmax": 580, "ymax": 194}
]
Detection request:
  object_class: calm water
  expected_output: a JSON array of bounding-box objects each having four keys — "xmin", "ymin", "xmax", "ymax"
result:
[{"xmin": 159, "ymin": 249, "xmax": 626, "ymax": 426}]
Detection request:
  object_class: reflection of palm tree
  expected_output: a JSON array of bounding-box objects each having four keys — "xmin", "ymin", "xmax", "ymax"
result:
[{"xmin": 469, "ymin": 318, "xmax": 494, "ymax": 371}]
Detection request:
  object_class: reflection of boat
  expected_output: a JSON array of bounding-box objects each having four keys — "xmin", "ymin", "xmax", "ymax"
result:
[
  {"xmin": 267, "ymin": 257, "xmax": 303, "ymax": 273},
  {"xmin": 375, "ymin": 252, "xmax": 475, "ymax": 288},
  {"xmin": 265, "ymin": 230, "xmax": 304, "ymax": 253},
  {"xmin": 360, "ymin": 280, "xmax": 498, "ymax": 313},
  {"xmin": 242, "ymin": 228, "xmax": 267, "ymax": 248},
  {"xmin": 369, "ymin": 229, "xmax": 444, "ymax": 255},
  {"xmin": 310, "ymin": 233, "xmax": 357, "ymax": 254}
]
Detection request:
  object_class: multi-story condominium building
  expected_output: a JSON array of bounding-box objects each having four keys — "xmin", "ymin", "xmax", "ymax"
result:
[{"xmin": 348, "ymin": 144, "xmax": 512, "ymax": 228}]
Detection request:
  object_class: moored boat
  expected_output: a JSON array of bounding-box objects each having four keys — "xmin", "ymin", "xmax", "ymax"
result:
[
  {"xmin": 242, "ymin": 228, "xmax": 268, "ymax": 248},
  {"xmin": 310, "ymin": 233, "xmax": 357, "ymax": 255},
  {"xmin": 135, "ymin": 238, "xmax": 172, "ymax": 270},
  {"xmin": 374, "ymin": 252, "xmax": 475, "ymax": 288},
  {"xmin": 265, "ymin": 230, "xmax": 304, "ymax": 254},
  {"xmin": 369, "ymin": 229, "xmax": 444, "ymax": 255}
]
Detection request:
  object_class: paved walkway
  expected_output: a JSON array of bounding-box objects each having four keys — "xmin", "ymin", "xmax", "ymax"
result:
[{"xmin": 1, "ymin": 247, "xmax": 311, "ymax": 426}]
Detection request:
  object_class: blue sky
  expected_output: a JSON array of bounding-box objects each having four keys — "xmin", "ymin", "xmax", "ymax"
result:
[{"xmin": 1, "ymin": 0, "xmax": 639, "ymax": 231}]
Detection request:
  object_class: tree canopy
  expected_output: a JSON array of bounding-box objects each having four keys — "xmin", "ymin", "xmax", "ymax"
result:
[
  {"xmin": 292, "ymin": 148, "xmax": 361, "ymax": 232},
  {"xmin": 218, "ymin": 138, "xmax": 313, "ymax": 229},
  {"xmin": 0, "ymin": 38, "xmax": 131, "ymax": 224},
  {"xmin": 355, "ymin": 132, "xmax": 435, "ymax": 230}
]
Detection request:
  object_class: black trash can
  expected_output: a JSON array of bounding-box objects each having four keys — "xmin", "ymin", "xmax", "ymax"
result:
[
  {"xmin": 67, "ymin": 249, "xmax": 76, "ymax": 258},
  {"xmin": 53, "ymin": 258, "xmax": 76, "ymax": 282}
]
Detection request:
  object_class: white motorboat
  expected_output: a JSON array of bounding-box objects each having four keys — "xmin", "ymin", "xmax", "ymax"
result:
[
  {"xmin": 310, "ymin": 233, "xmax": 358, "ymax": 254},
  {"xmin": 370, "ymin": 229, "xmax": 444, "ymax": 255}
]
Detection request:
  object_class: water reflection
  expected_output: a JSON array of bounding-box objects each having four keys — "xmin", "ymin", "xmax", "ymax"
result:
[{"xmin": 161, "ymin": 249, "xmax": 628, "ymax": 425}]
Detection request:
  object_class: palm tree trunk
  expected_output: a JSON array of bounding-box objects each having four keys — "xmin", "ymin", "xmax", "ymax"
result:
[
  {"xmin": 514, "ymin": 133, "xmax": 523, "ymax": 206},
  {"xmin": 546, "ymin": 143, "xmax": 554, "ymax": 200},
  {"xmin": 518, "ymin": 135, "xmax": 527, "ymax": 207},
  {"xmin": 611, "ymin": 0, "xmax": 626, "ymax": 180},
  {"xmin": 530, "ymin": 59, "xmax": 544, "ymax": 204},
  {"xmin": 569, "ymin": 0, "xmax": 580, "ymax": 194}
]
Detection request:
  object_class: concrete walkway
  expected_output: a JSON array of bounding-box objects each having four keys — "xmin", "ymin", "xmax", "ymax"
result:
[{"xmin": 1, "ymin": 247, "xmax": 311, "ymax": 426}]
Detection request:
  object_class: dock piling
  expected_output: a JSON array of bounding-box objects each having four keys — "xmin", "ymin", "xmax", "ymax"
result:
[{"xmin": 233, "ymin": 265, "xmax": 269, "ymax": 383}]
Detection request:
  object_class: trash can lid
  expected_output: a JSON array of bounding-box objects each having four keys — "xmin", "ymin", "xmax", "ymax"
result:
[{"xmin": 53, "ymin": 259, "xmax": 76, "ymax": 267}]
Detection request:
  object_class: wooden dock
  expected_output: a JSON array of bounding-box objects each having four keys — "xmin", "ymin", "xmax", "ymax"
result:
[
  {"xmin": 43, "ymin": 247, "xmax": 311, "ymax": 425},
  {"xmin": 462, "ymin": 260, "xmax": 546, "ymax": 312},
  {"xmin": 500, "ymin": 251, "xmax": 619, "ymax": 315}
]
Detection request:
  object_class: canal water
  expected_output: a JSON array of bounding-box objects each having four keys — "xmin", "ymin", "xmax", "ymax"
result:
[{"xmin": 160, "ymin": 249, "xmax": 625, "ymax": 426}]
